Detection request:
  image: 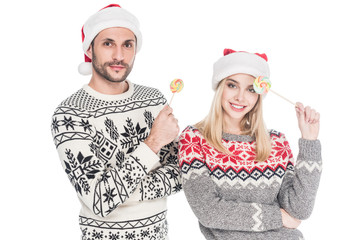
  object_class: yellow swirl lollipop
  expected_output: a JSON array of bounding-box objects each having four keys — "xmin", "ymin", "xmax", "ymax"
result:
[
  {"xmin": 253, "ymin": 76, "xmax": 271, "ymax": 94},
  {"xmin": 170, "ymin": 79, "xmax": 184, "ymax": 93},
  {"xmin": 253, "ymin": 76, "xmax": 295, "ymax": 105},
  {"xmin": 169, "ymin": 79, "xmax": 184, "ymax": 105}
]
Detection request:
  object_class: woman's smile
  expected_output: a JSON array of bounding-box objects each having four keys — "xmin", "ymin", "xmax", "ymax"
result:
[{"xmin": 229, "ymin": 103, "xmax": 246, "ymax": 112}]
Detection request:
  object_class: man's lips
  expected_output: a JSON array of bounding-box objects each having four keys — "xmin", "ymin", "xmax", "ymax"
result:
[{"xmin": 109, "ymin": 65, "xmax": 125, "ymax": 71}]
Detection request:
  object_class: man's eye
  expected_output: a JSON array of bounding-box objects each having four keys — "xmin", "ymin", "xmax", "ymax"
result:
[
  {"xmin": 124, "ymin": 43, "xmax": 133, "ymax": 48},
  {"xmin": 104, "ymin": 42, "xmax": 112, "ymax": 47}
]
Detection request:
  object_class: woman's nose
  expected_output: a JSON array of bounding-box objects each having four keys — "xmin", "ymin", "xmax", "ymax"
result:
[{"xmin": 234, "ymin": 89, "xmax": 245, "ymax": 101}]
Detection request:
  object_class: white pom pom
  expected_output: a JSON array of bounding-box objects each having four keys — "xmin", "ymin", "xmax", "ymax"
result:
[{"xmin": 78, "ymin": 62, "xmax": 92, "ymax": 75}]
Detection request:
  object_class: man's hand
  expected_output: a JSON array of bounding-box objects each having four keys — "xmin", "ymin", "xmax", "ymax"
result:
[
  {"xmin": 281, "ymin": 208, "xmax": 301, "ymax": 229},
  {"xmin": 144, "ymin": 105, "xmax": 179, "ymax": 153}
]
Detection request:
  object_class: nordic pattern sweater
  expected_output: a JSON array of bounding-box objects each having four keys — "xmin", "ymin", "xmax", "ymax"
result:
[
  {"xmin": 51, "ymin": 81, "xmax": 181, "ymax": 240},
  {"xmin": 178, "ymin": 126, "xmax": 322, "ymax": 240}
]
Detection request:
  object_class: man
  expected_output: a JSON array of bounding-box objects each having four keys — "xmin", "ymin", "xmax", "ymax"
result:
[{"xmin": 51, "ymin": 4, "xmax": 181, "ymax": 240}]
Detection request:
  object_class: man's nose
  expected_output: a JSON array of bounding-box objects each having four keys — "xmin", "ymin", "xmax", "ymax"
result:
[{"xmin": 113, "ymin": 46, "xmax": 125, "ymax": 61}]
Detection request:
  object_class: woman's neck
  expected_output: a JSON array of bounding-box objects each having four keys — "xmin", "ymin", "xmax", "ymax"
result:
[
  {"xmin": 223, "ymin": 121, "xmax": 243, "ymax": 135},
  {"xmin": 223, "ymin": 128, "xmax": 243, "ymax": 135}
]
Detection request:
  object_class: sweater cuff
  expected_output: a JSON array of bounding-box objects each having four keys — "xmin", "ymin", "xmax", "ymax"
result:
[
  {"xmin": 132, "ymin": 142, "xmax": 160, "ymax": 173},
  {"xmin": 262, "ymin": 205, "xmax": 283, "ymax": 230},
  {"xmin": 298, "ymin": 139, "xmax": 322, "ymax": 162}
]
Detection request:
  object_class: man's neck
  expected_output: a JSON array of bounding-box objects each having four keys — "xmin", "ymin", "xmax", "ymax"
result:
[{"xmin": 88, "ymin": 76, "xmax": 129, "ymax": 95}]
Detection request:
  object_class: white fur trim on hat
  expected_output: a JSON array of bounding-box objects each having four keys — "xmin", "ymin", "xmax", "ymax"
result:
[
  {"xmin": 78, "ymin": 4, "xmax": 142, "ymax": 75},
  {"xmin": 78, "ymin": 62, "xmax": 93, "ymax": 76},
  {"xmin": 212, "ymin": 50, "xmax": 270, "ymax": 90}
]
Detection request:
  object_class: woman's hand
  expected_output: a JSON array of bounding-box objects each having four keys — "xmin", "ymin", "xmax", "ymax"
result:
[
  {"xmin": 281, "ymin": 209, "xmax": 301, "ymax": 229},
  {"xmin": 295, "ymin": 102, "xmax": 320, "ymax": 140}
]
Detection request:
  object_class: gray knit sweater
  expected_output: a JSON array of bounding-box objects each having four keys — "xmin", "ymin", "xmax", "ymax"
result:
[{"xmin": 178, "ymin": 126, "xmax": 322, "ymax": 240}]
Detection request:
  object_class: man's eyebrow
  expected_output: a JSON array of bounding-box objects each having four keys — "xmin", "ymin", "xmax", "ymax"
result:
[
  {"xmin": 124, "ymin": 39, "xmax": 136, "ymax": 44},
  {"xmin": 101, "ymin": 38, "xmax": 115, "ymax": 42},
  {"xmin": 101, "ymin": 38, "xmax": 135, "ymax": 43}
]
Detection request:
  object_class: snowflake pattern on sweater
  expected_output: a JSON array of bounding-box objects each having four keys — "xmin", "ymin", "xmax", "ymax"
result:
[
  {"xmin": 51, "ymin": 82, "xmax": 181, "ymax": 240},
  {"xmin": 179, "ymin": 126, "xmax": 322, "ymax": 240}
]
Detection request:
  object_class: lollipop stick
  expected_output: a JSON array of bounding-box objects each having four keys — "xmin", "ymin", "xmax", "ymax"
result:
[
  {"xmin": 270, "ymin": 89, "xmax": 296, "ymax": 105},
  {"xmin": 169, "ymin": 93, "xmax": 175, "ymax": 106}
]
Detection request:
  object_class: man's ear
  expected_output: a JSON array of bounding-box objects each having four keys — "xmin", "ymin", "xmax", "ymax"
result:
[{"xmin": 86, "ymin": 46, "xmax": 93, "ymax": 60}]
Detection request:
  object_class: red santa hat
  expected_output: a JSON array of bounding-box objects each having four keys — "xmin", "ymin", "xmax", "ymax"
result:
[
  {"xmin": 78, "ymin": 4, "xmax": 142, "ymax": 75},
  {"xmin": 212, "ymin": 49, "xmax": 270, "ymax": 90}
]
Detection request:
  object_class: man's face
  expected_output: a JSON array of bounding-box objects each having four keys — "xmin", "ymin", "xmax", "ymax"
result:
[{"xmin": 87, "ymin": 27, "xmax": 136, "ymax": 83}]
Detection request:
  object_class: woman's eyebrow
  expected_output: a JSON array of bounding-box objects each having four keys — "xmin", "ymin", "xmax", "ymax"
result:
[{"xmin": 226, "ymin": 79, "xmax": 238, "ymax": 84}]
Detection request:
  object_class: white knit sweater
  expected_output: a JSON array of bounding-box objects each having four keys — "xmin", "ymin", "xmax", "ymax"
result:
[{"xmin": 51, "ymin": 81, "xmax": 181, "ymax": 240}]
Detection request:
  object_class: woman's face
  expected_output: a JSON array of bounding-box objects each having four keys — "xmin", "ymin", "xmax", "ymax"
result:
[{"xmin": 221, "ymin": 73, "xmax": 259, "ymax": 126}]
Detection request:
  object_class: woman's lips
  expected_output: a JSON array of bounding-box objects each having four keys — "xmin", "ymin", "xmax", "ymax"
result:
[{"xmin": 230, "ymin": 103, "xmax": 246, "ymax": 112}]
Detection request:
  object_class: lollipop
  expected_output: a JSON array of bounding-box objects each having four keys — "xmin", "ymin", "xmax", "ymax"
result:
[
  {"xmin": 169, "ymin": 79, "xmax": 184, "ymax": 106},
  {"xmin": 253, "ymin": 76, "xmax": 295, "ymax": 105},
  {"xmin": 170, "ymin": 79, "xmax": 184, "ymax": 93},
  {"xmin": 253, "ymin": 76, "xmax": 271, "ymax": 94}
]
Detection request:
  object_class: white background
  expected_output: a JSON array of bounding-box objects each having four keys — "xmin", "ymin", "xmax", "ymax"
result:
[{"xmin": 1, "ymin": 0, "xmax": 359, "ymax": 239}]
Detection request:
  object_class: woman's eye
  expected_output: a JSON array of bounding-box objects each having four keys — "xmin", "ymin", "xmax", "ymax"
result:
[
  {"xmin": 228, "ymin": 83, "xmax": 236, "ymax": 88},
  {"xmin": 249, "ymin": 88, "xmax": 255, "ymax": 93}
]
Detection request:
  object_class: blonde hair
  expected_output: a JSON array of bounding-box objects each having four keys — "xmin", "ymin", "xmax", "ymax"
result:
[{"xmin": 195, "ymin": 79, "xmax": 271, "ymax": 162}]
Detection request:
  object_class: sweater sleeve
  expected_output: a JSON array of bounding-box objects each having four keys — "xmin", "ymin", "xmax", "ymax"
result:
[
  {"xmin": 179, "ymin": 127, "xmax": 283, "ymax": 232},
  {"xmin": 51, "ymin": 107, "xmax": 159, "ymax": 218},
  {"xmin": 277, "ymin": 135, "xmax": 322, "ymax": 220},
  {"xmin": 137, "ymin": 140, "xmax": 182, "ymax": 201}
]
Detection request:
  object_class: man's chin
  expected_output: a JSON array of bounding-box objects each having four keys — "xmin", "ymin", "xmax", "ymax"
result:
[
  {"xmin": 105, "ymin": 77, "xmax": 127, "ymax": 83},
  {"xmin": 104, "ymin": 71, "xmax": 129, "ymax": 83}
]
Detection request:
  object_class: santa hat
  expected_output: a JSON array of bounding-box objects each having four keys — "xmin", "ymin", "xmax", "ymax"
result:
[
  {"xmin": 78, "ymin": 4, "xmax": 142, "ymax": 75},
  {"xmin": 212, "ymin": 49, "xmax": 270, "ymax": 90}
]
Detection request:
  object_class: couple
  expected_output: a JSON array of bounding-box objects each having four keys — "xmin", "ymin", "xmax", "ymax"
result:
[{"xmin": 51, "ymin": 4, "xmax": 322, "ymax": 240}]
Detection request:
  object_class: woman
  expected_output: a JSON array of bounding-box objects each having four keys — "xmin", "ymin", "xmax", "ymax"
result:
[{"xmin": 178, "ymin": 49, "xmax": 322, "ymax": 240}]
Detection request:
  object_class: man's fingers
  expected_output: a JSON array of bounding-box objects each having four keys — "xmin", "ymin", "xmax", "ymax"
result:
[{"xmin": 161, "ymin": 105, "xmax": 173, "ymax": 115}]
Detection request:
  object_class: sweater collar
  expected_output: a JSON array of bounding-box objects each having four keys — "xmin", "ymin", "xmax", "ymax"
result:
[
  {"xmin": 222, "ymin": 132, "xmax": 255, "ymax": 142},
  {"xmin": 82, "ymin": 80, "xmax": 134, "ymax": 101}
]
